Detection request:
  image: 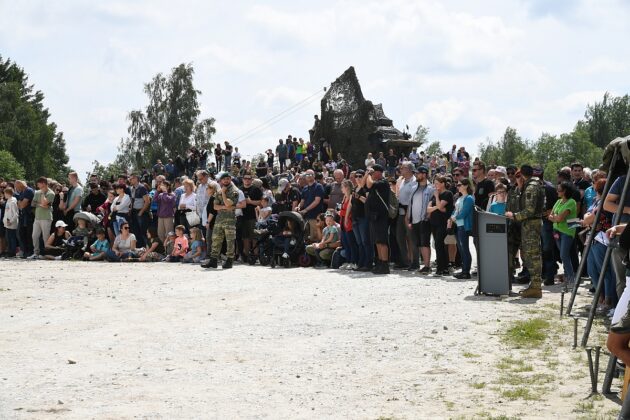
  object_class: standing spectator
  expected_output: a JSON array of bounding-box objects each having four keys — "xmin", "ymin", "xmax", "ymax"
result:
[
  {"xmin": 223, "ymin": 141, "xmax": 233, "ymax": 171},
  {"xmin": 549, "ymin": 181, "xmax": 578, "ymax": 285},
  {"xmin": 266, "ymin": 149, "xmax": 274, "ymax": 169},
  {"xmin": 30, "ymin": 177, "xmax": 55, "ymax": 259},
  {"xmin": 214, "ymin": 144, "xmax": 223, "ymax": 170},
  {"xmin": 395, "ymin": 162, "xmax": 419, "ymax": 270},
  {"xmin": 407, "ymin": 166, "xmax": 434, "ymax": 274},
  {"xmin": 178, "ymin": 179, "xmax": 197, "ymax": 233},
  {"xmin": 365, "ymin": 164, "xmax": 391, "ymax": 274},
  {"xmin": 165, "ymin": 159, "xmax": 176, "ymax": 181},
  {"xmin": 110, "ymin": 183, "xmax": 131, "ymax": 236},
  {"xmin": 15, "ymin": 180, "xmax": 34, "ymax": 257},
  {"xmin": 274, "ymin": 178, "xmax": 300, "ymax": 214},
  {"xmin": 339, "ymin": 180, "xmax": 359, "ymax": 269},
  {"xmin": 365, "ymin": 153, "xmax": 375, "ymax": 169},
  {"xmin": 154, "ymin": 181, "xmax": 176, "ymax": 242},
  {"xmin": 450, "ymin": 178, "xmax": 474, "ymax": 279},
  {"xmin": 326, "ymin": 169, "xmax": 345, "ymax": 211},
  {"xmin": 409, "ymin": 148, "xmax": 419, "ymax": 165},
  {"xmin": 241, "ymin": 174, "xmax": 263, "ymax": 263},
  {"xmin": 204, "ymin": 182, "xmax": 218, "ymax": 255},
  {"xmin": 276, "ymin": 139, "xmax": 288, "ymax": 173},
  {"xmin": 130, "ymin": 174, "xmax": 150, "ymax": 247},
  {"xmin": 351, "ymin": 170, "xmax": 372, "ymax": 271},
  {"xmin": 195, "ymin": 170, "xmax": 210, "ymax": 239},
  {"xmin": 386, "ymin": 149, "xmax": 398, "ymax": 178},
  {"xmin": 83, "ymin": 183, "xmax": 106, "ymax": 214},
  {"xmin": 59, "ymin": 172, "xmax": 83, "ymax": 232},
  {"xmin": 2, "ymin": 186, "xmax": 18, "ymax": 257},
  {"xmin": 297, "ymin": 170, "xmax": 325, "ymax": 242},
  {"xmin": 152, "ymin": 159, "xmax": 165, "ymax": 179},
  {"xmin": 376, "ymin": 151, "xmax": 387, "ymax": 168},
  {"xmin": 232, "ymin": 147, "xmax": 242, "ymax": 168},
  {"xmin": 472, "ymin": 161, "xmax": 494, "ymax": 210},
  {"xmin": 427, "ymin": 175, "xmax": 453, "ymax": 276},
  {"xmin": 204, "ymin": 172, "xmax": 239, "ymax": 269}
]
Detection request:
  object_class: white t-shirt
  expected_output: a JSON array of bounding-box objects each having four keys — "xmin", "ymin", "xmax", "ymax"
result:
[
  {"xmin": 114, "ymin": 234, "xmax": 136, "ymax": 253},
  {"xmin": 180, "ymin": 192, "xmax": 197, "ymax": 211},
  {"xmin": 258, "ymin": 206, "xmax": 272, "ymax": 222},
  {"xmin": 111, "ymin": 194, "xmax": 131, "ymax": 214}
]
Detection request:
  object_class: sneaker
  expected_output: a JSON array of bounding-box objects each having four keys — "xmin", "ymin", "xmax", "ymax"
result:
[
  {"xmin": 419, "ymin": 266, "xmax": 431, "ymax": 275},
  {"xmin": 453, "ymin": 271, "xmax": 471, "ymax": 279},
  {"xmin": 282, "ymin": 252, "xmax": 289, "ymax": 259},
  {"xmin": 54, "ymin": 256, "xmax": 62, "ymax": 261},
  {"xmin": 27, "ymin": 254, "xmax": 39, "ymax": 260},
  {"xmin": 407, "ymin": 264, "xmax": 420, "ymax": 272}
]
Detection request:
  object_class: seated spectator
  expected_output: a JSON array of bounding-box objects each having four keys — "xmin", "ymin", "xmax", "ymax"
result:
[
  {"xmin": 255, "ymin": 196, "xmax": 272, "ymax": 228},
  {"xmin": 182, "ymin": 227, "xmax": 206, "ymax": 263},
  {"xmin": 272, "ymin": 218, "xmax": 298, "ymax": 260},
  {"xmin": 43, "ymin": 220, "xmax": 72, "ymax": 260},
  {"xmin": 137, "ymin": 226, "xmax": 165, "ymax": 262},
  {"xmin": 83, "ymin": 228, "xmax": 110, "ymax": 261},
  {"xmin": 105, "ymin": 221, "xmax": 137, "ymax": 262},
  {"xmin": 306, "ymin": 211, "xmax": 340, "ymax": 267},
  {"xmin": 165, "ymin": 225, "xmax": 188, "ymax": 262}
]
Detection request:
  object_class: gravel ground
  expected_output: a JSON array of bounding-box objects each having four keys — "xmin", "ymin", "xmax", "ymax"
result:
[{"xmin": 0, "ymin": 260, "xmax": 620, "ymax": 419}]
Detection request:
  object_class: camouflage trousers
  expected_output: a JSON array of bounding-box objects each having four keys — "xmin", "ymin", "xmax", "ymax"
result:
[
  {"xmin": 507, "ymin": 223, "xmax": 521, "ymax": 277},
  {"xmin": 211, "ymin": 217, "xmax": 236, "ymax": 259},
  {"xmin": 521, "ymin": 219, "xmax": 542, "ymax": 289}
]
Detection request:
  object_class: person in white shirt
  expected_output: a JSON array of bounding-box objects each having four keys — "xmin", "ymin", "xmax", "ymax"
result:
[
  {"xmin": 195, "ymin": 170, "xmax": 210, "ymax": 233},
  {"xmin": 110, "ymin": 183, "xmax": 132, "ymax": 236},
  {"xmin": 395, "ymin": 162, "xmax": 419, "ymax": 270},
  {"xmin": 364, "ymin": 153, "xmax": 375, "ymax": 169},
  {"xmin": 179, "ymin": 179, "xmax": 197, "ymax": 231}
]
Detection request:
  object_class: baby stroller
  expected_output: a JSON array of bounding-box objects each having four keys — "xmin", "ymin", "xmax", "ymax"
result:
[
  {"xmin": 253, "ymin": 214, "xmax": 280, "ymax": 266},
  {"xmin": 266, "ymin": 211, "xmax": 307, "ymax": 268},
  {"xmin": 61, "ymin": 211, "xmax": 100, "ymax": 260}
]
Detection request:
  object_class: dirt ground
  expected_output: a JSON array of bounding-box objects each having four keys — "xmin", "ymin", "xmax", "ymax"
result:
[{"xmin": 0, "ymin": 260, "xmax": 622, "ymax": 419}]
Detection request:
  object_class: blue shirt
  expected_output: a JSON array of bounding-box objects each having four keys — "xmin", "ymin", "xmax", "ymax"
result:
[
  {"xmin": 610, "ymin": 176, "xmax": 630, "ymax": 222},
  {"xmin": 17, "ymin": 187, "xmax": 34, "ymax": 222},
  {"xmin": 489, "ymin": 202, "xmax": 506, "ymax": 216},
  {"xmin": 301, "ymin": 182, "xmax": 325, "ymax": 220}
]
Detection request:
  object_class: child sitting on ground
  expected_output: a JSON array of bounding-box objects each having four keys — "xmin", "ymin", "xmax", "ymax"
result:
[
  {"xmin": 305, "ymin": 211, "xmax": 340, "ymax": 267},
  {"xmin": 163, "ymin": 231, "xmax": 176, "ymax": 258},
  {"xmin": 83, "ymin": 228, "xmax": 109, "ymax": 261},
  {"xmin": 165, "ymin": 225, "xmax": 188, "ymax": 262},
  {"xmin": 138, "ymin": 226, "xmax": 165, "ymax": 262},
  {"xmin": 182, "ymin": 227, "xmax": 206, "ymax": 263}
]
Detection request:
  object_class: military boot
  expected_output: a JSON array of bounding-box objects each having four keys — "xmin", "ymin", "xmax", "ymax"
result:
[
  {"xmin": 222, "ymin": 258, "xmax": 233, "ymax": 269},
  {"xmin": 202, "ymin": 257, "xmax": 218, "ymax": 269},
  {"xmin": 519, "ymin": 286, "xmax": 542, "ymax": 298}
]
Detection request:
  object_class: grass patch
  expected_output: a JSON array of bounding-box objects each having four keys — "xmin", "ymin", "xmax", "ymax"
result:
[
  {"xmin": 500, "ymin": 387, "xmax": 538, "ymax": 401},
  {"xmin": 463, "ymin": 351, "xmax": 481, "ymax": 359},
  {"xmin": 498, "ymin": 373, "xmax": 554, "ymax": 386},
  {"xmin": 502, "ymin": 318, "xmax": 550, "ymax": 348},
  {"xmin": 496, "ymin": 357, "xmax": 533, "ymax": 372},
  {"xmin": 470, "ymin": 381, "xmax": 486, "ymax": 389}
]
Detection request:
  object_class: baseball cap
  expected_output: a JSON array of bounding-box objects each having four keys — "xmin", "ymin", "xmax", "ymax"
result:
[
  {"xmin": 55, "ymin": 220, "xmax": 68, "ymax": 228},
  {"xmin": 218, "ymin": 172, "xmax": 231, "ymax": 180},
  {"xmin": 372, "ymin": 164, "xmax": 385, "ymax": 172},
  {"xmin": 277, "ymin": 178, "xmax": 289, "ymax": 192},
  {"xmin": 416, "ymin": 165, "xmax": 429, "ymax": 174}
]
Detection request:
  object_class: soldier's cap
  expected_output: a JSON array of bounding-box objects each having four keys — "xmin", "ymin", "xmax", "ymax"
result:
[
  {"xmin": 372, "ymin": 164, "xmax": 385, "ymax": 172},
  {"xmin": 533, "ymin": 166, "xmax": 544, "ymax": 177},
  {"xmin": 218, "ymin": 172, "xmax": 231, "ymax": 180},
  {"xmin": 416, "ymin": 165, "xmax": 429, "ymax": 174},
  {"xmin": 355, "ymin": 169, "xmax": 365, "ymax": 176},
  {"xmin": 277, "ymin": 178, "xmax": 289, "ymax": 192}
]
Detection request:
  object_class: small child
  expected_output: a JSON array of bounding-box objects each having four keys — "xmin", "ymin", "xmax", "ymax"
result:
[
  {"xmin": 256, "ymin": 197, "xmax": 272, "ymax": 225},
  {"xmin": 182, "ymin": 227, "xmax": 206, "ymax": 263},
  {"xmin": 163, "ymin": 231, "xmax": 176, "ymax": 258},
  {"xmin": 305, "ymin": 211, "xmax": 339, "ymax": 267},
  {"xmin": 2, "ymin": 187, "xmax": 19, "ymax": 257},
  {"xmin": 489, "ymin": 184, "xmax": 507, "ymax": 216},
  {"xmin": 84, "ymin": 228, "xmax": 110, "ymax": 261},
  {"xmin": 139, "ymin": 226, "xmax": 165, "ymax": 262},
  {"xmin": 165, "ymin": 225, "xmax": 188, "ymax": 262},
  {"xmin": 72, "ymin": 218, "xmax": 91, "ymax": 241}
]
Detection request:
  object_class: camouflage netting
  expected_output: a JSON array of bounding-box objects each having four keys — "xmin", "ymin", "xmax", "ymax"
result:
[{"xmin": 311, "ymin": 66, "xmax": 420, "ymax": 169}]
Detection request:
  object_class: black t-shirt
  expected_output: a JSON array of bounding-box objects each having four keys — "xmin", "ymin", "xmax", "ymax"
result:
[
  {"xmin": 475, "ymin": 178, "xmax": 495, "ymax": 209},
  {"xmin": 386, "ymin": 155, "xmax": 398, "ymax": 167},
  {"xmin": 574, "ymin": 178, "xmax": 591, "ymax": 192},
  {"xmin": 366, "ymin": 179, "xmax": 389, "ymax": 218},
  {"xmin": 275, "ymin": 187, "xmax": 301, "ymax": 213},
  {"xmin": 429, "ymin": 190, "xmax": 454, "ymax": 226},
  {"xmin": 206, "ymin": 196, "xmax": 217, "ymax": 230},
  {"xmin": 241, "ymin": 186, "xmax": 262, "ymax": 220},
  {"xmin": 351, "ymin": 187, "xmax": 367, "ymax": 219},
  {"xmin": 83, "ymin": 191, "xmax": 107, "ymax": 213},
  {"xmin": 150, "ymin": 237, "xmax": 165, "ymax": 255}
]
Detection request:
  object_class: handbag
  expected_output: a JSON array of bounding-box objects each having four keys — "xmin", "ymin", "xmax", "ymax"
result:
[
  {"xmin": 185, "ymin": 211, "xmax": 201, "ymax": 227},
  {"xmin": 375, "ymin": 189, "xmax": 397, "ymax": 219}
]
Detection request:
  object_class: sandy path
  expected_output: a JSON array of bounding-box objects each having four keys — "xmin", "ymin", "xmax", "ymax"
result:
[{"xmin": 0, "ymin": 261, "xmax": 620, "ymax": 419}]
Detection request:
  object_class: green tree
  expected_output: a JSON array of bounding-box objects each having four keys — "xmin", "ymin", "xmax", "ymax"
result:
[
  {"xmin": 412, "ymin": 124, "xmax": 429, "ymax": 146},
  {"xmin": 117, "ymin": 63, "xmax": 215, "ymax": 170},
  {"xmin": 0, "ymin": 150, "xmax": 26, "ymax": 180},
  {"xmin": 0, "ymin": 56, "xmax": 71, "ymax": 181},
  {"xmin": 479, "ymin": 127, "xmax": 533, "ymax": 166},
  {"xmin": 582, "ymin": 92, "xmax": 630, "ymax": 148},
  {"xmin": 424, "ymin": 141, "xmax": 442, "ymax": 157}
]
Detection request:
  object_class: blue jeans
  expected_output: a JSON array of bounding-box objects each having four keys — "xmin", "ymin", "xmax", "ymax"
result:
[
  {"xmin": 555, "ymin": 231, "xmax": 575, "ymax": 282},
  {"xmin": 587, "ymin": 240, "xmax": 617, "ymax": 302},
  {"xmin": 340, "ymin": 229, "xmax": 359, "ymax": 264},
  {"xmin": 273, "ymin": 236, "xmax": 291, "ymax": 253},
  {"xmin": 105, "ymin": 250, "xmax": 137, "ymax": 262},
  {"xmin": 456, "ymin": 226, "xmax": 472, "ymax": 274},
  {"xmin": 352, "ymin": 217, "xmax": 372, "ymax": 268},
  {"xmin": 541, "ymin": 221, "xmax": 557, "ymax": 281},
  {"xmin": 132, "ymin": 211, "xmax": 149, "ymax": 248}
]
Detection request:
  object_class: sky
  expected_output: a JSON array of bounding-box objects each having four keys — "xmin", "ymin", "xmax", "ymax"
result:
[{"xmin": 1, "ymin": 0, "xmax": 629, "ymax": 178}]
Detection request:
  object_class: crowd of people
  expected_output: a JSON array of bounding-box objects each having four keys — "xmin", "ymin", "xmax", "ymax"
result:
[{"xmin": 1, "ymin": 136, "xmax": 628, "ymax": 306}]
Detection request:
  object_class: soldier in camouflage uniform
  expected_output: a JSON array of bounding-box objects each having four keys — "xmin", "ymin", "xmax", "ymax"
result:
[
  {"xmin": 506, "ymin": 165, "xmax": 545, "ymax": 298},
  {"xmin": 202, "ymin": 172, "xmax": 239, "ymax": 269},
  {"xmin": 506, "ymin": 174, "xmax": 522, "ymax": 285}
]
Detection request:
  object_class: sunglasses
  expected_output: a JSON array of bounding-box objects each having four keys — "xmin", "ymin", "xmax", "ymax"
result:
[
  {"xmin": 507, "ymin": 172, "xmax": 515, "ymax": 176},
  {"xmin": 453, "ymin": 173, "xmax": 461, "ymax": 176},
  {"xmin": 356, "ymin": 175, "xmax": 363, "ymax": 178},
  {"xmin": 122, "ymin": 226, "xmax": 130, "ymax": 230}
]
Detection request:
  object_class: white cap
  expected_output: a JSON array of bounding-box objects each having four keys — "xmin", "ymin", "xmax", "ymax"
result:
[{"xmin": 55, "ymin": 220, "xmax": 68, "ymax": 228}]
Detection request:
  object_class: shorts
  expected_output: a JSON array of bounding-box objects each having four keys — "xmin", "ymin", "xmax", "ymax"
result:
[
  {"xmin": 241, "ymin": 219, "xmax": 257, "ymax": 240},
  {"xmin": 370, "ymin": 215, "xmax": 389, "ymax": 245},
  {"xmin": 444, "ymin": 234, "xmax": 457, "ymax": 245},
  {"xmin": 412, "ymin": 221, "xmax": 431, "ymax": 247}
]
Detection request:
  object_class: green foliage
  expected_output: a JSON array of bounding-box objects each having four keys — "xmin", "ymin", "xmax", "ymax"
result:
[
  {"xmin": 503, "ymin": 318, "xmax": 549, "ymax": 348},
  {"xmin": 479, "ymin": 127, "xmax": 533, "ymax": 167},
  {"xmin": 412, "ymin": 124, "xmax": 429, "ymax": 146},
  {"xmin": 582, "ymin": 92, "xmax": 630, "ymax": 148},
  {"xmin": 424, "ymin": 140, "xmax": 442, "ymax": 157},
  {"xmin": 0, "ymin": 150, "xmax": 25, "ymax": 180},
  {"xmin": 87, "ymin": 159, "xmax": 127, "ymax": 184},
  {"xmin": 115, "ymin": 63, "xmax": 215, "ymax": 171},
  {"xmin": 0, "ymin": 55, "xmax": 71, "ymax": 181}
]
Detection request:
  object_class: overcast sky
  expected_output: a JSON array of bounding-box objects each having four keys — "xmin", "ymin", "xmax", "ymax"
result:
[{"xmin": 1, "ymin": 0, "xmax": 629, "ymax": 177}]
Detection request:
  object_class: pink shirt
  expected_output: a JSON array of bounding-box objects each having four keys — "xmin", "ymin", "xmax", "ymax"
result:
[{"xmin": 173, "ymin": 236, "xmax": 189, "ymax": 257}]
